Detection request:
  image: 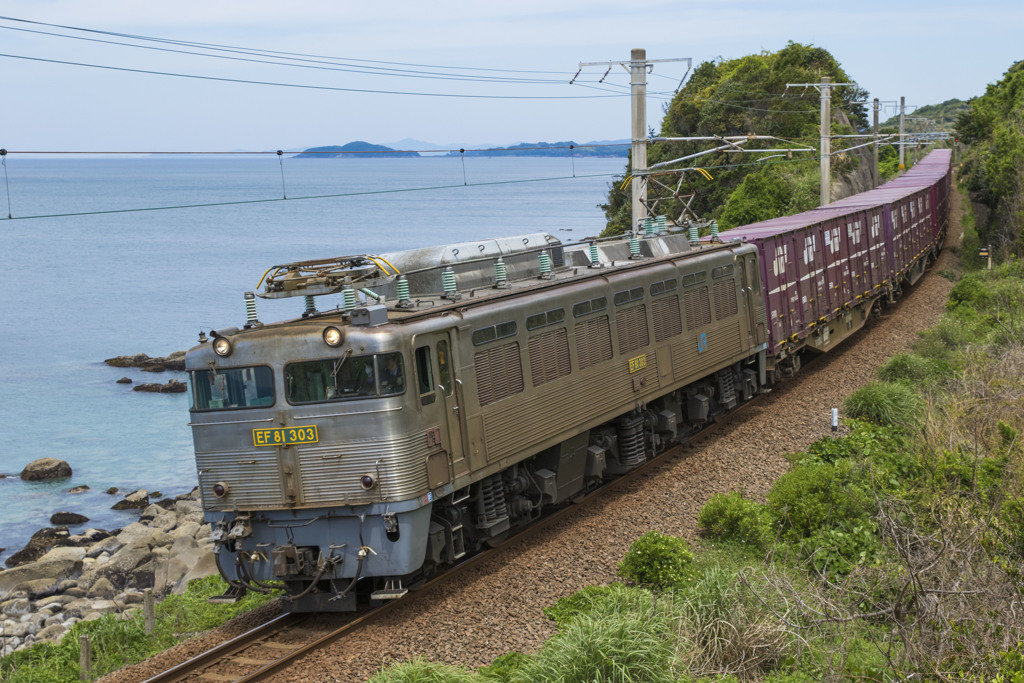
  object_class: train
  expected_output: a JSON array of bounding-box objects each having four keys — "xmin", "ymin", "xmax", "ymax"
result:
[{"xmin": 185, "ymin": 149, "xmax": 951, "ymax": 611}]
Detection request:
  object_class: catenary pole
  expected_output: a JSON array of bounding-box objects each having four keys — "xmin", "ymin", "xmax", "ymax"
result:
[
  {"xmin": 820, "ymin": 76, "xmax": 831, "ymax": 205},
  {"xmin": 898, "ymin": 96, "xmax": 906, "ymax": 172},
  {"xmin": 873, "ymin": 98, "xmax": 880, "ymax": 188},
  {"xmin": 630, "ymin": 48, "xmax": 648, "ymax": 234}
]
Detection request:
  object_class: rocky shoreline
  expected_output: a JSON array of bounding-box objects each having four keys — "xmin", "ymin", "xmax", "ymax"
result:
[{"xmin": 0, "ymin": 489, "xmax": 214, "ymax": 657}]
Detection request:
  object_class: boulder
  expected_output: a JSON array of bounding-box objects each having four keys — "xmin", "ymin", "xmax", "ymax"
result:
[
  {"xmin": 35, "ymin": 594, "xmax": 73, "ymax": 609},
  {"xmin": 103, "ymin": 352, "xmax": 185, "ymax": 372},
  {"xmin": 35, "ymin": 623, "xmax": 66, "ymax": 643},
  {"xmin": 112, "ymin": 490, "xmax": 149, "ymax": 510},
  {"xmin": 14, "ymin": 577, "xmax": 61, "ymax": 600},
  {"xmin": 19, "ymin": 458, "xmax": 72, "ymax": 482},
  {"xmin": 115, "ymin": 377, "xmax": 132, "ymax": 384},
  {"xmin": 36, "ymin": 547, "xmax": 87, "ymax": 564},
  {"xmin": 0, "ymin": 597, "xmax": 29, "ymax": 617},
  {"xmin": 77, "ymin": 542, "xmax": 152, "ymax": 588},
  {"xmin": 132, "ymin": 380, "xmax": 187, "ymax": 393},
  {"xmin": 87, "ymin": 577, "xmax": 116, "ymax": 600},
  {"xmin": 5, "ymin": 528, "xmax": 70, "ymax": 568},
  {"xmin": 105, "ymin": 487, "xmax": 118, "ymax": 495},
  {"xmin": 1, "ymin": 620, "xmax": 34, "ymax": 639},
  {"xmin": 130, "ymin": 560, "xmax": 156, "ymax": 590},
  {"xmin": 49, "ymin": 512, "xmax": 89, "ymax": 526},
  {"xmin": 85, "ymin": 536, "xmax": 122, "ymax": 559},
  {"xmin": 116, "ymin": 590, "xmax": 144, "ymax": 605},
  {"xmin": 171, "ymin": 546, "xmax": 217, "ymax": 595},
  {"xmin": 67, "ymin": 485, "xmax": 90, "ymax": 494}
]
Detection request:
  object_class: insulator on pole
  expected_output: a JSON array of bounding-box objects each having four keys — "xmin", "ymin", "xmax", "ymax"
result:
[
  {"xmin": 343, "ymin": 285, "xmax": 357, "ymax": 311},
  {"xmin": 538, "ymin": 250, "xmax": 553, "ymax": 279},
  {"xmin": 244, "ymin": 291, "xmax": 261, "ymax": 327},
  {"xmin": 303, "ymin": 295, "xmax": 317, "ymax": 317},
  {"xmin": 589, "ymin": 242, "xmax": 601, "ymax": 268},
  {"xmin": 396, "ymin": 274, "xmax": 412, "ymax": 308},
  {"xmin": 494, "ymin": 257, "xmax": 509, "ymax": 288},
  {"xmin": 629, "ymin": 235, "xmax": 642, "ymax": 259},
  {"xmin": 442, "ymin": 266, "xmax": 459, "ymax": 299}
]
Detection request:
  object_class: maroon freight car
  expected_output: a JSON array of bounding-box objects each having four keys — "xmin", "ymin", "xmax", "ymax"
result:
[{"xmin": 711, "ymin": 149, "xmax": 951, "ymax": 377}]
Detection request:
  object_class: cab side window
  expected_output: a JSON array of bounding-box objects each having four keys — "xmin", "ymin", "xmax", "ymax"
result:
[{"xmin": 415, "ymin": 345, "xmax": 435, "ymax": 405}]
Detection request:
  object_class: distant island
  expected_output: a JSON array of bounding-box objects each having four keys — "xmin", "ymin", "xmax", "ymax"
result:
[
  {"xmin": 292, "ymin": 140, "xmax": 630, "ymax": 159},
  {"xmin": 292, "ymin": 141, "xmax": 420, "ymax": 159},
  {"xmin": 449, "ymin": 141, "xmax": 629, "ymax": 158}
]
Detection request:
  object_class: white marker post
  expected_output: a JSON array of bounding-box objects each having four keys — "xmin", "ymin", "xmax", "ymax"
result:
[{"xmin": 831, "ymin": 408, "xmax": 839, "ymax": 433}]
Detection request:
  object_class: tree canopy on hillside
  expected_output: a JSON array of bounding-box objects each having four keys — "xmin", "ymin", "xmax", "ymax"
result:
[
  {"xmin": 601, "ymin": 42, "xmax": 867, "ymax": 235},
  {"xmin": 956, "ymin": 61, "xmax": 1024, "ymax": 257}
]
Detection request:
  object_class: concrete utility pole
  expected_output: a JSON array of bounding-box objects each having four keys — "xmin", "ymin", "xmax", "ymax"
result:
[
  {"xmin": 578, "ymin": 50, "xmax": 691, "ymax": 234},
  {"xmin": 630, "ymin": 48, "xmax": 648, "ymax": 233},
  {"xmin": 786, "ymin": 77, "xmax": 854, "ymax": 206},
  {"xmin": 872, "ymin": 98, "xmax": 880, "ymax": 188},
  {"xmin": 898, "ymin": 96, "xmax": 906, "ymax": 172}
]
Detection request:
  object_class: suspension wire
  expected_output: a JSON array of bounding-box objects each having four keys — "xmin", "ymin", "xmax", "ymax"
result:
[
  {"xmin": 0, "ymin": 52, "xmax": 627, "ymax": 100},
  {"xmin": 0, "ymin": 24, "xmax": 565, "ymax": 85},
  {"xmin": 1, "ymin": 149, "xmax": 11, "ymax": 219},
  {"xmin": 277, "ymin": 150, "xmax": 287, "ymax": 199},
  {"xmin": 0, "ymin": 15, "xmax": 570, "ymax": 76},
  {"xmin": 0, "ymin": 170, "xmax": 619, "ymax": 222},
  {"xmin": 6, "ymin": 143, "xmax": 630, "ymax": 156}
]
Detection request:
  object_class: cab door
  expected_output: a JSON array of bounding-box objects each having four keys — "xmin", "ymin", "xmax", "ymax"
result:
[{"xmin": 413, "ymin": 331, "xmax": 470, "ymax": 490}]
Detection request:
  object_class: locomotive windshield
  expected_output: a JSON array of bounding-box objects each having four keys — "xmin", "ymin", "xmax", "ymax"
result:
[
  {"xmin": 191, "ymin": 366, "xmax": 275, "ymax": 411},
  {"xmin": 285, "ymin": 352, "xmax": 405, "ymax": 404}
]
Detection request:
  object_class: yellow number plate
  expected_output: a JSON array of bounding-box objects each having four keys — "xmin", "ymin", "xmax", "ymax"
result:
[
  {"xmin": 253, "ymin": 425, "xmax": 319, "ymax": 447},
  {"xmin": 628, "ymin": 354, "xmax": 647, "ymax": 374}
]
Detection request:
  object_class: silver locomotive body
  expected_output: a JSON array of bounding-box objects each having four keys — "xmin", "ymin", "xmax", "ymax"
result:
[{"xmin": 187, "ymin": 230, "xmax": 769, "ymax": 611}]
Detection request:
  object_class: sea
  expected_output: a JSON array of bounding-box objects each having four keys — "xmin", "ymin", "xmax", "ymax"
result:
[{"xmin": 0, "ymin": 155, "xmax": 625, "ymax": 563}]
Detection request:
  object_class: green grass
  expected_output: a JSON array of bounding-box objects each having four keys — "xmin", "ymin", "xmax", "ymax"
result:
[{"xmin": 0, "ymin": 576, "xmax": 277, "ymax": 683}]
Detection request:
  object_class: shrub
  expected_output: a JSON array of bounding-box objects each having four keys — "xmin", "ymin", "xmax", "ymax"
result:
[
  {"xmin": 368, "ymin": 659, "xmax": 477, "ymax": 683},
  {"xmin": 697, "ymin": 491, "xmax": 772, "ymax": 549},
  {"xmin": 798, "ymin": 522, "xmax": 883, "ymax": 578},
  {"xmin": 479, "ymin": 652, "xmax": 532, "ymax": 681},
  {"xmin": 767, "ymin": 460, "xmax": 873, "ymax": 542},
  {"xmin": 543, "ymin": 583, "xmax": 653, "ymax": 627},
  {"xmin": 618, "ymin": 531, "xmax": 696, "ymax": 589},
  {"xmin": 512, "ymin": 609, "xmax": 677, "ymax": 683},
  {"xmin": 877, "ymin": 352, "xmax": 951, "ymax": 385},
  {"xmin": 843, "ymin": 381, "xmax": 923, "ymax": 430}
]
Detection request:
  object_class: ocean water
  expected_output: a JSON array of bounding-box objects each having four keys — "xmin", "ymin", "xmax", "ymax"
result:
[{"xmin": 0, "ymin": 155, "xmax": 624, "ymax": 562}]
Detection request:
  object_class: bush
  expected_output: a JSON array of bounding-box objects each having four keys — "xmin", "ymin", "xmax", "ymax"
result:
[
  {"xmin": 512, "ymin": 609, "xmax": 677, "ymax": 683},
  {"xmin": 543, "ymin": 583, "xmax": 653, "ymax": 627},
  {"xmin": 368, "ymin": 658, "xmax": 477, "ymax": 683},
  {"xmin": 877, "ymin": 352, "xmax": 951, "ymax": 385},
  {"xmin": 766, "ymin": 460, "xmax": 873, "ymax": 542},
  {"xmin": 478, "ymin": 652, "xmax": 532, "ymax": 681},
  {"xmin": 697, "ymin": 491, "xmax": 772, "ymax": 549},
  {"xmin": 618, "ymin": 531, "xmax": 696, "ymax": 589},
  {"xmin": 843, "ymin": 381, "xmax": 923, "ymax": 430}
]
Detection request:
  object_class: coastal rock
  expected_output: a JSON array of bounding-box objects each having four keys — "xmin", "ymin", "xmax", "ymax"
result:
[
  {"xmin": 5, "ymin": 527, "xmax": 70, "ymax": 568},
  {"xmin": 112, "ymin": 490, "xmax": 149, "ymax": 510},
  {"xmin": 115, "ymin": 377, "xmax": 132, "ymax": 384},
  {"xmin": 103, "ymin": 351, "xmax": 185, "ymax": 372},
  {"xmin": 19, "ymin": 458, "xmax": 72, "ymax": 482},
  {"xmin": 67, "ymin": 485, "xmax": 90, "ymax": 494},
  {"xmin": 87, "ymin": 577, "xmax": 116, "ymax": 600},
  {"xmin": 35, "ymin": 623, "xmax": 66, "ymax": 643},
  {"xmin": 50, "ymin": 511, "xmax": 89, "ymax": 525},
  {"xmin": 0, "ymin": 597, "xmax": 29, "ymax": 617},
  {"xmin": 1, "ymin": 621, "xmax": 34, "ymax": 639},
  {"xmin": 14, "ymin": 577, "xmax": 61, "ymax": 600},
  {"xmin": 132, "ymin": 379, "xmax": 187, "ymax": 393},
  {"xmin": 36, "ymin": 547, "xmax": 87, "ymax": 564},
  {"xmin": 85, "ymin": 536, "xmax": 122, "ymax": 559},
  {"xmin": 105, "ymin": 487, "xmax": 118, "ymax": 495}
]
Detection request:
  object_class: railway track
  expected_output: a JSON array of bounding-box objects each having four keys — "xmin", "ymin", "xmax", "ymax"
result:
[{"xmin": 142, "ymin": 400, "xmax": 751, "ymax": 683}]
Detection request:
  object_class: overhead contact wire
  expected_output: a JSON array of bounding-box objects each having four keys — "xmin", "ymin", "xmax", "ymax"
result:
[{"xmin": 0, "ymin": 171, "xmax": 619, "ymax": 222}]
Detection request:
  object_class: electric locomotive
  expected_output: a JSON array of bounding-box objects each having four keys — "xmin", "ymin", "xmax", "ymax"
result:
[{"xmin": 187, "ymin": 228, "xmax": 768, "ymax": 610}]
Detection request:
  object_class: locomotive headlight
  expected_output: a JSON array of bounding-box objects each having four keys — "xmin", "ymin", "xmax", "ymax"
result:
[
  {"xmin": 323, "ymin": 326, "xmax": 344, "ymax": 347},
  {"xmin": 212, "ymin": 481, "xmax": 230, "ymax": 498},
  {"xmin": 360, "ymin": 474, "xmax": 376, "ymax": 490},
  {"xmin": 213, "ymin": 337, "xmax": 232, "ymax": 357}
]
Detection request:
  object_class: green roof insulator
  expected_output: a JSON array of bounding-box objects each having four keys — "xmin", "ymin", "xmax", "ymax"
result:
[
  {"xmin": 395, "ymin": 274, "xmax": 412, "ymax": 308},
  {"xmin": 643, "ymin": 217, "xmax": 655, "ymax": 237},
  {"xmin": 538, "ymin": 250, "xmax": 553, "ymax": 279},
  {"xmin": 710, "ymin": 220, "xmax": 720, "ymax": 242},
  {"xmin": 342, "ymin": 285, "xmax": 357, "ymax": 311},
  {"xmin": 689, "ymin": 224, "xmax": 700, "ymax": 246},
  {"xmin": 494, "ymin": 257, "xmax": 509, "ymax": 288},
  {"xmin": 656, "ymin": 215, "xmax": 667, "ymax": 232},
  {"xmin": 243, "ymin": 291, "xmax": 261, "ymax": 327},
  {"xmin": 359, "ymin": 287, "xmax": 382, "ymax": 302},
  {"xmin": 303, "ymin": 295, "xmax": 317, "ymax": 317},
  {"xmin": 629, "ymin": 234, "xmax": 642, "ymax": 259},
  {"xmin": 589, "ymin": 242, "xmax": 601, "ymax": 268},
  {"xmin": 442, "ymin": 266, "xmax": 459, "ymax": 299}
]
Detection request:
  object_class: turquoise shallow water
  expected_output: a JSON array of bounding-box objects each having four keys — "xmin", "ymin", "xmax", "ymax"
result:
[{"xmin": 0, "ymin": 155, "xmax": 624, "ymax": 561}]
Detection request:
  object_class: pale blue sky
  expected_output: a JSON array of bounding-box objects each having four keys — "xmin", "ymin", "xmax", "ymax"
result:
[{"xmin": 0, "ymin": 1, "xmax": 1017, "ymax": 152}]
